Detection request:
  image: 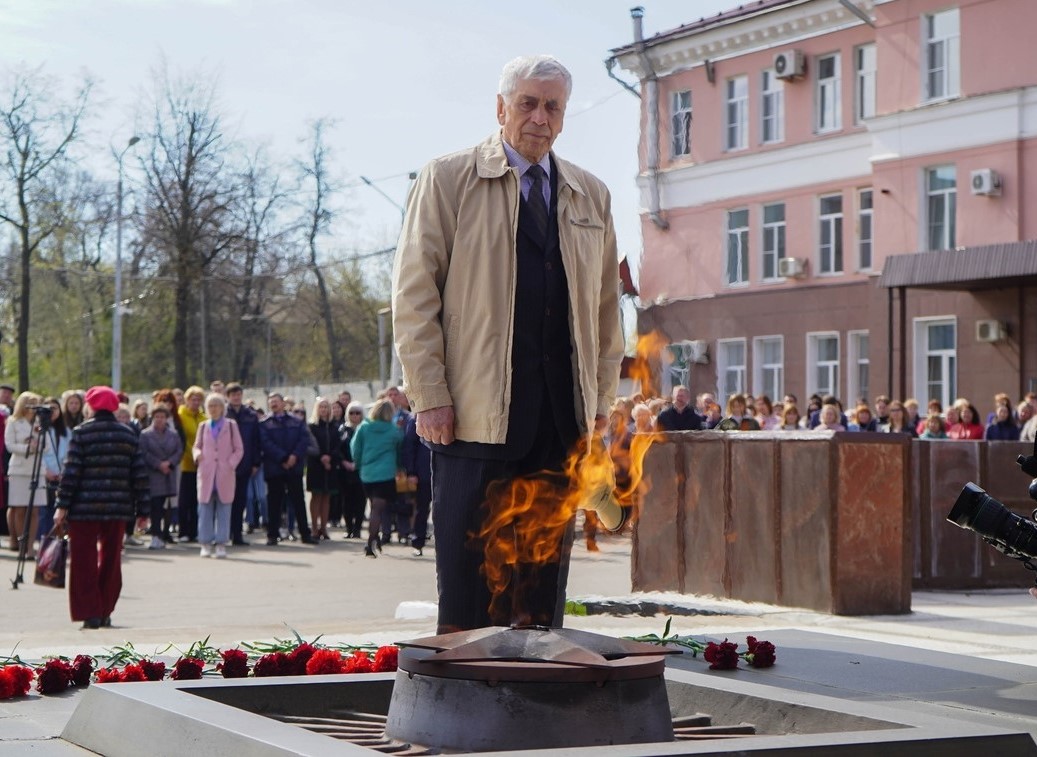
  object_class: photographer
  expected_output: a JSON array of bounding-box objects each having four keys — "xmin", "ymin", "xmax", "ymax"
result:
[{"xmin": 4, "ymin": 392, "xmax": 44, "ymax": 558}]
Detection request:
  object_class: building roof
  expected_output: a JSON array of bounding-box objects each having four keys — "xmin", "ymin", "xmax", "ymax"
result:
[
  {"xmin": 878, "ymin": 240, "xmax": 1037, "ymax": 290},
  {"xmin": 609, "ymin": 0, "xmax": 805, "ymax": 56}
]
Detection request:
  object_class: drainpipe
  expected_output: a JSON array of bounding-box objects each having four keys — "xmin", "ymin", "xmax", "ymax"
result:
[
  {"xmin": 837, "ymin": 0, "xmax": 875, "ymax": 27},
  {"xmin": 630, "ymin": 6, "xmax": 669, "ymax": 231}
]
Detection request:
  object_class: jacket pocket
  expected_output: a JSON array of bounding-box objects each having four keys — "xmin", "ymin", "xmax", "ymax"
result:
[{"xmin": 569, "ymin": 217, "xmax": 604, "ymax": 230}]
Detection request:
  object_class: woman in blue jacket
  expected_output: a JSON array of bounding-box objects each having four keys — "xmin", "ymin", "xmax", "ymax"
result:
[{"xmin": 350, "ymin": 398, "xmax": 402, "ymax": 557}]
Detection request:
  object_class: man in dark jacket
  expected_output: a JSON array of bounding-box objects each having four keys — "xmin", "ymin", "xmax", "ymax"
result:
[
  {"xmin": 656, "ymin": 386, "xmax": 703, "ymax": 431},
  {"xmin": 53, "ymin": 385, "xmax": 149, "ymax": 629},
  {"xmin": 259, "ymin": 393, "xmax": 313, "ymax": 546},
  {"xmin": 226, "ymin": 383, "xmax": 260, "ymax": 546}
]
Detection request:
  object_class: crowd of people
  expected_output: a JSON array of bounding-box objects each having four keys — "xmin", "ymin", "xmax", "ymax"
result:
[
  {"xmin": 0, "ymin": 381, "xmax": 431, "ymax": 562},
  {"xmin": 619, "ymin": 385, "xmax": 1037, "ymax": 442}
]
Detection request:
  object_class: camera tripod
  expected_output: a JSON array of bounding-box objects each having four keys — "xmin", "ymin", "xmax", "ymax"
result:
[{"xmin": 11, "ymin": 410, "xmax": 50, "ymax": 589}]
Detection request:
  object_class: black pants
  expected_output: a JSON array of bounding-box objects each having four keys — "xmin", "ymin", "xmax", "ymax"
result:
[
  {"xmin": 177, "ymin": 471, "xmax": 198, "ymax": 540},
  {"xmin": 431, "ymin": 425, "xmax": 575, "ymax": 633},
  {"xmin": 266, "ymin": 474, "xmax": 309, "ymax": 542},
  {"xmin": 341, "ymin": 473, "xmax": 366, "ymax": 536},
  {"xmin": 412, "ymin": 478, "xmax": 432, "ymax": 549},
  {"xmin": 149, "ymin": 496, "xmax": 171, "ymax": 538},
  {"xmin": 230, "ymin": 470, "xmax": 250, "ymax": 542}
]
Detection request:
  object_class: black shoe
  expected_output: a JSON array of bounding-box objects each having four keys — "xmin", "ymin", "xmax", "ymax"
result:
[
  {"xmin": 365, "ymin": 537, "xmax": 378, "ymax": 558},
  {"xmin": 265, "ymin": 538, "xmax": 279, "ymax": 546},
  {"xmin": 82, "ymin": 618, "xmax": 101, "ymax": 630},
  {"xmin": 301, "ymin": 534, "xmax": 317, "ymax": 545},
  {"xmin": 101, "ymin": 616, "xmax": 112, "ymax": 627},
  {"xmin": 232, "ymin": 538, "xmax": 250, "ymax": 546},
  {"xmin": 412, "ymin": 547, "xmax": 423, "ymax": 557}
]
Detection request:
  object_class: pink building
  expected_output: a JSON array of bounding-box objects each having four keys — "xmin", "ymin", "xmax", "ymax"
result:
[{"xmin": 610, "ymin": 0, "xmax": 1037, "ymax": 412}]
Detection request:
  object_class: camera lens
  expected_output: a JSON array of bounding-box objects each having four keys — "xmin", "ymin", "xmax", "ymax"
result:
[{"xmin": 947, "ymin": 482, "xmax": 1037, "ymax": 560}]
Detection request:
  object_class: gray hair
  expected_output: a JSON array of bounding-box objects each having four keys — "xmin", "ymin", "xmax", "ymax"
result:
[
  {"xmin": 205, "ymin": 392, "xmax": 227, "ymax": 411},
  {"xmin": 499, "ymin": 55, "xmax": 572, "ymax": 102}
]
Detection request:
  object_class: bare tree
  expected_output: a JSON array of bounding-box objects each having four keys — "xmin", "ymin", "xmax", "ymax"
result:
[
  {"xmin": 0, "ymin": 66, "xmax": 90, "ymax": 390},
  {"xmin": 297, "ymin": 119, "xmax": 344, "ymax": 379},
  {"xmin": 137, "ymin": 66, "xmax": 237, "ymax": 387}
]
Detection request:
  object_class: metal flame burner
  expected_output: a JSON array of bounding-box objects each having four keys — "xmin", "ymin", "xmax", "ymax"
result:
[{"xmin": 385, "ymin": 626, "xmax": 680, "ymax": 752}]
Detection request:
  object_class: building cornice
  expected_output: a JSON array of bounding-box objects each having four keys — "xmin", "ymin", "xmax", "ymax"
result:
[
  {"xmin": 612, "ymin": 0, "xmax": 875, "ymax": 80},
  {"xmin": 638, "ymin": 131, "xmax": 873, "ymax": 211}
]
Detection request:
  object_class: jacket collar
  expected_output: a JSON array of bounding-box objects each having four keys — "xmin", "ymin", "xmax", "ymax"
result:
[{"xmin": 476, "ymin": 132, "xmax": 585, "ymax": 197}]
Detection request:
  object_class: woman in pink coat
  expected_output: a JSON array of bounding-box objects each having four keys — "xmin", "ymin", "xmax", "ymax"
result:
[{"xmin": 193, "ymin": 393, "xmax": 243, "ymax": 558}]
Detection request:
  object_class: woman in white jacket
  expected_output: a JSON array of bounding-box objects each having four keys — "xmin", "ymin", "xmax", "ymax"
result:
[{"xmin": 4, "ymin": 391, "xmax": 43, "ymax": 557}]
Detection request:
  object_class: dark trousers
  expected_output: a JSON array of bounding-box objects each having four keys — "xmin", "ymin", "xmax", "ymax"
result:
[
  {"xmin": 412, "ymin": 478, "xmax": 432, "ymax": 549},
  {"xmin": 177, "ymin": 471, "xmax": 198, "ymax": 540},
  {"xmin": 68, "ymin": 520, "xmax": 124, "ymax": 622},
  {"xmin": 266, "ymin": 474, "xmax": 309, "ymax": 541},
  {"xmin": 230, "ymin": 470, "xmax": 250, "ymax": 542},
  {"xmin": 148, "ymin": 495, "xmax": 171, "ymax": 538},
  {"xmin": 341, "ymin": 474, "xmax": 366, "ymax": 536},
  {"xmin": 431, "ymin": 426, "xmax": 575, "ymax": 633}
]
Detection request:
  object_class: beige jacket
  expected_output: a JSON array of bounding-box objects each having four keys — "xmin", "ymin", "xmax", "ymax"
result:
[{"xmin": 391, "ymin": 131, "xmax": 623, "ymax": 445}]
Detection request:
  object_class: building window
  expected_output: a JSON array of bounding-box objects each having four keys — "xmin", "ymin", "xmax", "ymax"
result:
[
  {"xmin": 926, "ymin": 166, "xmax": 956, "ymax": 250},
  {"xmin": 855, "ymin": 44, "xmax": 877, "ymax": 122},
  {"xmin": 818, "ymin": 194, "xmax": 843, "ymax": 274},
  {"xmin": 726, "ymin": 208, "xmax": 749, "ymax": 286},
  {"xmin": 847, "ymin": 331, "xmax": 869, "ymax": 405},
  {"xmin": 665, "ymin": 342, "xmax": 691, "ymax": 395},
  {"xmin": 671, "ymin": 90, "xmax": 692, "ymax": 158},
  {"xmin": 762, "ymin": 202, "xmax": 786, "ymax": 281},
  {"xmin": 808, "ymin": 332, "xmax": 840, "ymax": 398},
  {"xmin": 816, "ymin": 53, "xmax": 841, "ymax": 133},
  {"xmin": 761, "ymin": 70, "xmax": 784, "ymax": 143},
  {"xmin": 726, "ymin": 76, "xmax": 748, "ymax": 151},
  {"xmin": 857, "ymin": 189, "xmax": 873, "ymax": 271},
  {"xmin": 925, "ymin": 9, "xmax": 960, "ymax": 101},
  {"xmin": 753, "ymin": 336, "xmax": 784, "ymax": 401},
  {"xmin": 914, "ymin": 318, "xmax": 957, "ymax": 408},
  {"xmin": 717, "ymin": 339, "xmax": 747, "ymax": 399}
]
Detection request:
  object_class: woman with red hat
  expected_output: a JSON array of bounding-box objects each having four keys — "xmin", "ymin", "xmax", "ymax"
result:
[{"xmin": 53, "ymin": 386, "xmax": 150, "ymax": 629}]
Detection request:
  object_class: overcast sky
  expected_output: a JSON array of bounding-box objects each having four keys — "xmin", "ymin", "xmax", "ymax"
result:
[{"xmin": 0, "ymin": 0, "xmax": 735, "ymax": 280}]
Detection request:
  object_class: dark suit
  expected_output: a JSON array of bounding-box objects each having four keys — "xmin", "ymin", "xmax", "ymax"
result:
[{"xmin": 431, "ymin": 161, "xmax": 579, "ymax": 631}]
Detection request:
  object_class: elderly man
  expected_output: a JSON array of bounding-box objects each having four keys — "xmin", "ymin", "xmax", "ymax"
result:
[
  {"xmin": 392, "ymin": 55, "xmax": 622, "ymax": 633},
  {"xmin": 657, "ymin": 386, "xmax": 702, "ymax": 431}
]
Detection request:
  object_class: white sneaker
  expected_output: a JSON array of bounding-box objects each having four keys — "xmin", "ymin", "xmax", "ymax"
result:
[
  {"xmin": 214, "ymin": 544, "xmax": 227, "ymax": 559},
  {"xmin": 148, "ymin": 536, "xmax": 165, "ymax": 550},
  {"xmin": 279, "ymin": 527, "xmax": 288, "ymax": 540},
  {"xmin": 200, "ymin": 544, "xmax": 213, "ymax": 558}
]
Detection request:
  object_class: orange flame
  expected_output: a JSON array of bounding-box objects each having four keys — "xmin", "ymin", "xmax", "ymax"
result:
[
  {"xmin": 478, "ymin": 427, "xmax": 663, "ymax": 626},
  {"xmin": 628, "ymin": 331, "xmax": 670, "ymax": 399}
]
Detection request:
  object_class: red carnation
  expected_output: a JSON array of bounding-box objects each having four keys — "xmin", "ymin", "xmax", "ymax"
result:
[
  {"xmin": 373, "ymin": 646, "xmax": 399, "ymax": 673},
  {"xmin": 305, "ymin": 649, "xmax": 345, "ymax": 676},
  {"xmin": 343, "ymin": 650, "xmax": 373, "ymax": 674},
  {"xmin": 217, "ymin": 649, "xmax": 250, "ymax": 679},
  {"xmin": 170, "ymin": 657, "xmax": 204, "ymax": 680},
  {"xmin": 35, "ymin": 659, "xmax": 74, "ymax": 695},
  {"xmin": 0, "ymin": 665, "xmax": 33, "ymax": 699},
  {"xmin": 745, "ymin": 636, "xmax": 776, "ymax": 668},
  {"xmin": 120, "ymin": 664, "xmax": 147, "ymax": 683},
  {"xmin": 71, "ymin": 655, "xmax": 94, "ymax": 687},
  {"xmin": 253, "ymin": 652, "xmax": 289, "ymax": 677},
  {"xmin": 703, "ymin": 639, "xmax": 740, "ymax": 670},
  {"xmin": 286, "ymin": 643, "xmax": 316, "ymax": 676},
  {"xmin": 140, "ymin": 660, "xmax": 167, "ymax": 681},
  {"xmin": 95, "ymin": 668, "xmax": 122, "ymax": 684}
]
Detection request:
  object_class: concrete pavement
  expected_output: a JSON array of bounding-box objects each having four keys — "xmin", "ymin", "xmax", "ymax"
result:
[{"xmin": 3, "ymin": 525, "xmax": 1037, "ymax": 752}]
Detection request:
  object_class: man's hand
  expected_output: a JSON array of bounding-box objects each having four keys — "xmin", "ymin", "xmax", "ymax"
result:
[
  {"xmin": 159, "ymin": 461, "xmax": 171, "ymax": 475},
  {"xmin": 417, "ymin": 406, "xmax": 455, "ymax": 446},
  {"xmin": 284, "ymin": 454, "xmax": 297, "ymax": 470},
  {"xmin": 53, "ymin": 508, "xmax": 67, "ymax": 529}
]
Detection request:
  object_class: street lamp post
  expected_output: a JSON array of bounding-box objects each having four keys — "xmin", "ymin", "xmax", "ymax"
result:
[{"xmin": 112, "ymin": 135, "xmax": 141, "ymax": 392}]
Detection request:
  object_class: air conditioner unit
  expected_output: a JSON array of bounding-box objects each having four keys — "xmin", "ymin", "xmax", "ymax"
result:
[
  {"xmin": 976, "ymin": 319, "xmax": 1006, "ymax": 343},
  {"xmin": 778, "ymin": 257, "xmax": 806, "ymax": 278},
  {"xmin": 970, "ymin": 168, "xmax": 1002, "ymax": 196},
  {"xmin": 686, "ymin": 339, "xmax": 709, "ymax": 364},
  {"xmin": 773, "ymin": 49, "xmax": 805, "ymax": 80}
]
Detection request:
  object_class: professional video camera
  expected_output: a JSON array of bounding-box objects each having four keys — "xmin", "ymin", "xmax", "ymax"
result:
[
  {"xmin": 27, "ymin": 403, "xmax": 53, "ymax": 431},
  {"xmin": 946, "ymin": 439, "xmax": 1037, "ymax": 569}
]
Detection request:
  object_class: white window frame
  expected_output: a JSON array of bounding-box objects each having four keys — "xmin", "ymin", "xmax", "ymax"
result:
[
  {"xmin": 761, "ymin": 202, "xmax": 786, "ymax": 282},
  {"xmin": 815, "ymin": 52, "xmax": 842, "ymax": 133},
  {"xmin": 847, "ymin": 330, "xmax": 870, "ymax": 406},
  {"xmin": 753, "ymin": 335, "xmax": 784, "ymax": 401},
  {"xmin": 726, "ymin": 207, "xmax": 750, "ymax": 287},
  {"xmin": 913, "ymin": 317, "xmax": 957, "ymax": 408},
  {"xmin": 671, "ymin": 89, "xmax": 692, "ymax": 158},
  {"xmin": 857, "ymin": 188, "xmax": 873, "ymax": 271},
  {"xmin": 761, "ymin": 69, "xmax": 784, "ymax": 144},
  {"xmin": 818, "ymin": 193, "xmax": 844, "ymax": 275},
  {"xmin": 855, "ymin": 43, "xmax": 877, "ymax": 123},
  {"xmin": 717, "ymin": 338, "xmax": 747, "ymax": 399},
  {"xmin": 807, "ymin": 332, "xmax": 840, "ymax": 398},
  {"xmin": 725, "ymin": 75, "xmax": 749, "ymax": 151},
  {"xmin": 923, "ymin": 8, "xmax": 961, "ymax": 102},
  {"xmin": 925, "ymin": 165, "xmax": 956, "ymax": 251}
]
